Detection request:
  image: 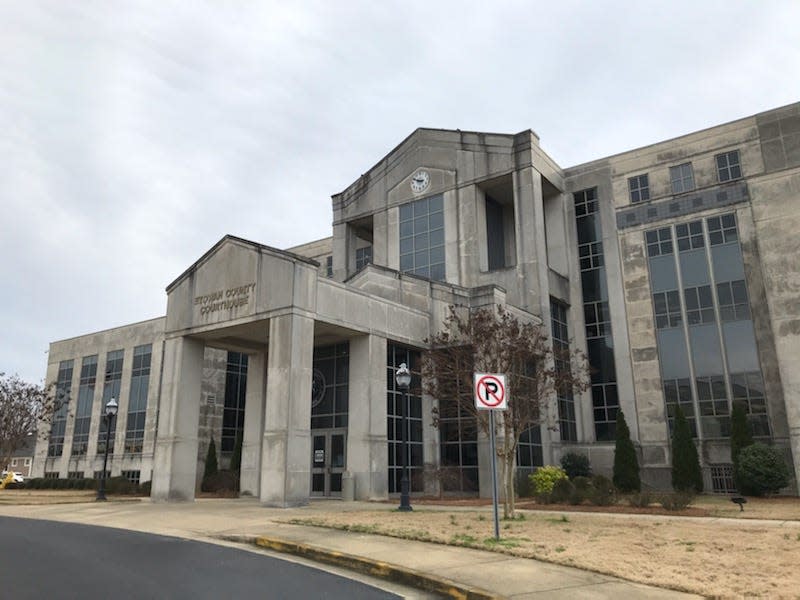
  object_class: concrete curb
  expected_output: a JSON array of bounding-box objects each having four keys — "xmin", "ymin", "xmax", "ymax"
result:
[{"xmin": 218, "ymin": 534, "xmax": 500, "ymax": 600}]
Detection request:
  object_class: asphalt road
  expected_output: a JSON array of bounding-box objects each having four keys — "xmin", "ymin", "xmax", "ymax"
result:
[{"xmin": 1, "ymin": 516, "xmax": 400, "ymax": 600}]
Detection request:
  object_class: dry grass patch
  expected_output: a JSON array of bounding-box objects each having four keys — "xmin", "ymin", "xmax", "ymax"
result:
[
  {"xmin": 0, "ymin": 490, "xmax": 96, "ymax": 505},
  {"xmin": 285, "ymin": 509, "xmax": 800, "ymax": 598}
]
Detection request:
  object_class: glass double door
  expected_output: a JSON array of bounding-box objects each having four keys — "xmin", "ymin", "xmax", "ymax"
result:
[{"xmin": 311, "ymin": 429, "xmax": 346, "ymax": 497}]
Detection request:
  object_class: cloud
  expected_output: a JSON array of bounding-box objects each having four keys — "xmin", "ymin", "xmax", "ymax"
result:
[{"xmin": 1, "ymin": 0, "xmax": 798, "ymax": 381}]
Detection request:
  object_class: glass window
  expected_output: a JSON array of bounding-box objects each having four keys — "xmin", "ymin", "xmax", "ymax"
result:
[
  {"xmin": 221, "ymin": 352, "xmax": 248, "ymax": 453},
  {"xmin": 707, "ymin": 213, "xmax": 738, "ymax": 246},
  {"xmin": 628, "ymin": 174, "xmax": 650, "ymax": 203},
  {"xmin": 312, "ymin": 343, "xmax": 349, "ymax": 430},
  {"xmin": 716, "ymin": 150, "xmax": 742, "ymax": 182},
  {"xmin": 646, "ymin": 227, "xmax": 673, "ymax": 257},
  {"xmin": 325, "ymin": 256, "xmax": 333, "ymax": 278},
  {"xmin": 670, "ymin": 163, "xmax": 695, "ymax": 194},
  {"xmin": 387, "ymin": 344, "xmax": 424, "ymax": 493},
  {"xmin": 675, "ymin": 220, "xmax": 704, "ymax": 252},
  {"xmin": 71, "ymin": 355, "xmax": 98, "ymax": 456},
  {"xmin": 124, "ymin": 345, "xmax": 152, "ymax": 454},
  {"xmin": 653, "ymin": 290, "xmax": 682, "ymax": 329},
  {"xmin": 649, "ymin": 255, "xmax": 678, "ymax": 292},
  {"xmin": 48, "ymin": 360, "xmax": 74, "ymax": 457},
  {"xmin": 355, "ymin": 246, "xmax": 372, "ymax": 271},
  {"xmin": 398, "ymin": 195, "xmax": 445, "ymax": 281},
  {"xmin": 97, "ymin": 350, "xmax": 123, "ymax": 455}
]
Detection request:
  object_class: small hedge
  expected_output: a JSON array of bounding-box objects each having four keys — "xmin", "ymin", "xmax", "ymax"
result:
[
  {"xmin": 589, "ymin": 475, "xmax": 616, "ymax": 506},
  {"xmin": 560, "ymin": 452, "xmax": 592, "ymax": 479},
  {"xmin": 530, "ymin": 466, "xmax": 568, "ymax": 503},
  {"xmin": 736, "ymin": 443, "xmax": 789, "ymax": 496},
  {"xmin": 17, "ymin": 477, "xmax": 147, "ymax": 494},
  {"xmin": 659, "ymin": 491, "xmax": 694, "ymax": 511},
  {"xmin": 201, "ymin": 470, "xmax": 239, "ymax": 495}
]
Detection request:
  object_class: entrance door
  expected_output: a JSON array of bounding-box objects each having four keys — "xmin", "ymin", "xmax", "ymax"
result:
[{"xmin": 310, "ymin": 429, "xmax": 346, "ymax": 497}]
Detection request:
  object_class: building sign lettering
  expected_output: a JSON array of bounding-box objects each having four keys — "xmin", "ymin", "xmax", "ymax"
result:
[{"xmin": 194, "ymin": 283, "xmax": 256, "ymax": 315}]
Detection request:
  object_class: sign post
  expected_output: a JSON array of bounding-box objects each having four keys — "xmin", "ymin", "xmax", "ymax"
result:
[{"xmin": 474, "ymin": 373, "xmax": 507, "ymax": 540}]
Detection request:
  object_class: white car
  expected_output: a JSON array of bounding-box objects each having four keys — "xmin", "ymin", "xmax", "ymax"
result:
[{"xmin": 1, "ymin": 471, "xmax": 24, "ymax": 484}]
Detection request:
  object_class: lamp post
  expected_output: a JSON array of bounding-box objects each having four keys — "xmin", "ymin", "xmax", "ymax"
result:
[
  {"xmin": 395, "ymin": 363, "xmax": 412, "ymax": 512},
  {"xmin": 96, "ymin": 397, "xmax": 118, "ymax": 502}
]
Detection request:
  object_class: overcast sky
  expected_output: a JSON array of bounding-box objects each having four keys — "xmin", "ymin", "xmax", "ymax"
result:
[{"xmin": 2, "ymin": 1, "xmax": 799, "ymax": 383}]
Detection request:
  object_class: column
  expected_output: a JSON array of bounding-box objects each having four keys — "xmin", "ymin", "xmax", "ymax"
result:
[
  {"xmin": 347, "ymin": 334, "xmax": 388, "ymax": 500},
  {"xmin": 260, "ymin": 312, "xmax": 314, "ymax": 507},
  {"xmin": 151, "ymin": 336, "xmax": 204, "ymax": 502},
  {"xmin": 240, "ymin": 350, "xmax": 266, "ymax": 496}
]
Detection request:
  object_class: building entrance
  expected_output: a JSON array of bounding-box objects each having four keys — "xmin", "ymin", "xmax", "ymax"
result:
[{"xmin": 310, "ymin": 429, "xmax": 346, "ymax": 496}]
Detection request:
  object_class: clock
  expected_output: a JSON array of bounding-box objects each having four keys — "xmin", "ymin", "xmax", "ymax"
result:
[{"xmin": 410, "ymin": 169, "xmax": 430, "ymax": 194}]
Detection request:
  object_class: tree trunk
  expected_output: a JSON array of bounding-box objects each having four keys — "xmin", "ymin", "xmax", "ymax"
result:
[{"xmin": 505, "ymin": 454, "xmax": 516, "ymax": 519}]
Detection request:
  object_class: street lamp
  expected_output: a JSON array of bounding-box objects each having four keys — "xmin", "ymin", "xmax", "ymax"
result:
[
  {"xmin": 395, "ymin": 363, "xmax": 412, "ymax": 512},
  {"xmin": 96, "ymin": 397, "xmax": 118, "ymax": 502}
]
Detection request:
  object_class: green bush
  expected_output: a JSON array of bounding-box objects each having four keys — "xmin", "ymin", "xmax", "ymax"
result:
[
  {"xmin": 560, "ymin": 453, "xmax": 591, "ymax": 480},
  {"xmin": 589, "ymin": 474, "xmax": 616, "ymax": 506},
  {"xmin": 4, "ymin": 482, "xmax": 25, "ymax": 490},
  {"xmin": 551, "ymin": 478, "xmax": 575, "ymax": 504},
  {"xmin": 736, "ymin": 443, "xmax": 790, "ymax": 496},
  {"xmin": 26, "ymin": 478, "xmax": 42, "ymax": 489},
  {"xmin": 140, "ymin": 481, "xmax": 151, "ymax": 496},
  {"xmin": 613, "ymin": 410, "xmax": 641, "ymax": 492},
  {"xmin": 569, "ymin": 476, "xmax": 592, "ymax": 505},
  {"xmin": 530, "ymin": 466, "xmax": 568, "ymax": 503},
  {"xmin": 671, "ymin": 405, "xmax": 703, "ymax": 493},
  {"xmin": 659, "ymin": 491, "xmax": 694, "ymax": 511},
  {"xmin": 202, "ymin": 470, "xmax": 239, "ymax": 495},
  {"xmin": 202, "ymin": 438, "xmax": 220, "ymax": 492}
]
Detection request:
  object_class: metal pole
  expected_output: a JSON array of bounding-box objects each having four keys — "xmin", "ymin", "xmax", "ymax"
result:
[
  {"xmin": 489, "ymin": 410, "xmax": 500, "ymax": 540},
  {"xmin": 399, "ymin": 388, "xmax": 412, "ymax": 511},
  {"xmin": 96, "ymin": 414, "xmax": 113, "ymax": 501}
]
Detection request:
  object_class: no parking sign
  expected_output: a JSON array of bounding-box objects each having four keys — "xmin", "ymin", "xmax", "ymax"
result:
[{"xmin": 474, "ymin": 373, "xmax": 507, "ymax": 410}]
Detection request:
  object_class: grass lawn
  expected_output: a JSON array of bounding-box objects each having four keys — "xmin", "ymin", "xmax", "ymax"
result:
[{"xmin": 287, "ymin": 496, "xmax": 800, "ymax": 599}]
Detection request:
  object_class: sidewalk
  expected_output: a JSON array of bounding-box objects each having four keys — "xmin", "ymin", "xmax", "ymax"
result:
[{"xmin": 0, "ymin": 498, "xmax": 699, "ymax": 599}]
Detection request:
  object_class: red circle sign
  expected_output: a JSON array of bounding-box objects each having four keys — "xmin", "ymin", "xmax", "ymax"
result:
[{"xmin": 476, "ymin": 375, "xmax": 505, "ymax": 407}]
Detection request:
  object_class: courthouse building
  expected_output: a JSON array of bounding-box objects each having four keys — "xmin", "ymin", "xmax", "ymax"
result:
[{"xmin": 33, "ymin": 102, "xmax": 800, "ymax": 503}]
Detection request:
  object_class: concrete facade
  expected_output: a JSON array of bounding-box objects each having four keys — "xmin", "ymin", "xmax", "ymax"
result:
[{"xmin": 35, "ymin": 102, "xmax": 800, "ymax": 500}]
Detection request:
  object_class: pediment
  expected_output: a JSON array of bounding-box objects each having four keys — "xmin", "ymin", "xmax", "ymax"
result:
[{"xmin": 165, "ymin": 235, "xmax": 318, "ymax": 333}]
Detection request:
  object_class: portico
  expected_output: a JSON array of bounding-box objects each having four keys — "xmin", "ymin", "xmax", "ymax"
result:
[{"xmin": 150, "ymin": 235, "xmax": 431, "ymax": 506}]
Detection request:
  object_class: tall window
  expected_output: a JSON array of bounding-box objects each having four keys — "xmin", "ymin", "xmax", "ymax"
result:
[
  {"xmin": 355, "ymin": 246, "xmax": 372, "ymax": 271},
  {"xmin": 646, "ymin": 212, "xmax": 769, "ymax": 440},
  {"xmin": 399, "ymin": 194, "xmax": 445, "ymax": 281},
  {"xmin": 628, "ymin": 174, "xmax": 650, "ymax": 203},
  {"xmin": 311, "ymin": 343, "xmax": 349, "ymax": 430},
  {"xmin": 716, "ymin": 150, "xmax": 742, "ymax": 182},
  {"xmin": 48, "ymin": 360, "xmax": 74, "ymax": 457},
  {"xmin": 222, "ymin": 352, "xmax": 248, "ymax": 453},
  {"xmin": 438, "ymin": 395, "xmax": 478, "ymax": 493},
  {"xmin": 551, "ymin": 299, "xmax": 577, "ymax": 442},
  {"xmin": 97, "ymin": 350, "xmax": 123, "ymax": 455},
  {"xmin": 325, "ymin": 256, "xmax": 333, "ymax": 278},
  {"xmin": 71, "ymin": 355, "xmax": 98, "ymax": 456},
  {"xmin": 124, "ymin": 345, "xmax": 152, "ymax": 454},
  {"xmin": 574, "ymin": 187, "xmax": 619, "ymax": 441},
  {"xmin": 387, "ymin": 344, "xmax": 423, "ymax": 493},
  {"xmin": 670, "ymin": 163, "xmax": 695, "ymax": 194}
]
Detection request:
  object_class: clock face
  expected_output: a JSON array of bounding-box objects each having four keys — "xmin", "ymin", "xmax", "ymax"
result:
[{"xmin": 410, "ymin": 169, "xmax": 430, "ymax": 194}]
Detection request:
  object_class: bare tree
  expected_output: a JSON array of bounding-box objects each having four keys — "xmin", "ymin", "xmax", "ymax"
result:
[
  {"xmin": 0, "ymin": 373, "xmax": 60, "ymax": 473},
  {"xmin": 422, "ymin": 305, "xmax": 589, "ymax": 518}
]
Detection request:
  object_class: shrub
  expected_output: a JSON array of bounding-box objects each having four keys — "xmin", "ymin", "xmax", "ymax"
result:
[
  {"xmin": 659, "ymin": 491, "xmax": 694, "ymax": 511},
  {"xmin": 202, "ymin": 470, "xmax": 239, "ymax": 495},
  {"xmin": 613, "ymin": 410, "xmax": 641, "ymax": 492},
  {"xmin": 736, "ymin": 443, "xmax": 790, "ymax": 496},
  {"xmin": 569, "ymin": 476, "xmax": 592, "ymax": 505},
  {"xmin": 203, "ymin": 438, "xmax": 219, "ymax": 485},
  {"xmin": 589, "ymin": 475, "xmax": 616, "ymax": 506},
  {"xmin": 627, "ymin": 490, "xmax": 654, "ymax": 508},
  {"xmin": 4, "ymin": 482, "xmax": 24, "ymax": 490},
  {"xmin": 551, "ymin": 478, "xmax": 575, "ymax": 504},
  {"xmin": 140, "ymin": 481, "xmax": 152, "ymax": 496},
  {"xmin": 530, "ymin": 466, "xmax": 568, "ymax": 503},
  {"xmin": 105, "ymin": 476, "xmax": 136, "ymax": 495},
  {"xmin": 671, "ymin": 405, "xmax": 703, "ymax": 493},
  {"xmin": 560, "ymin": 453, "xmax": 591, "ymax": 480}
]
